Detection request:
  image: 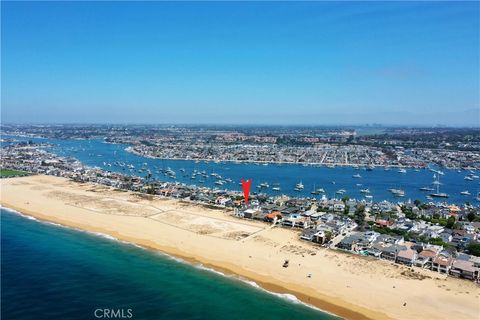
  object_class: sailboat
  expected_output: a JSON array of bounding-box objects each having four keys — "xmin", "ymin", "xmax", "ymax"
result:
[
  {"xmin": 311, "ymin": 183, "xmax": 320, "ymax": 195},
  {"xmin": 430, "ymin": 174, "xmax": 448, "ymax": 198}
]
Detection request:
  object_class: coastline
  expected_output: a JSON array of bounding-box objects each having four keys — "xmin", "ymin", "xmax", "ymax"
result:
[
  {"xmin": 0, "ymin": 206, "xmax": 349, "ymax": 320},
  {"xmin": 1, "ymin": 175, "xmax": 478, "ymax": 320}
]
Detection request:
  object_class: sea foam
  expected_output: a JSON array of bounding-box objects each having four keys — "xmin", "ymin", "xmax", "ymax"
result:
[{"xmin": 1, "ymin": 206, "xmax": 336, "ymax": 317}]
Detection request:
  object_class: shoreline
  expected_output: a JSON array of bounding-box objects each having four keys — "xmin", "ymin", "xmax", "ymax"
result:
[
  {"xmin": 0, "ymin": 204, "xmax": 375, "ymax": 320},
  {"xmin": 1, "ymin": 175, "xmax": 478, "ymax": 320}
]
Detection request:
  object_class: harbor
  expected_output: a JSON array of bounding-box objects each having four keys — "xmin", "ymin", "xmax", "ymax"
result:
[{"xmin": 2, "ymin": 135, "xmax": 478, "ymax": 205}]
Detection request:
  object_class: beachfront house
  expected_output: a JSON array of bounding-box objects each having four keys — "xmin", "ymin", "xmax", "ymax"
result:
[
  {"xmin": 449, "ymin": 259, "xmax": 478, "ymax": 280},
  {"xmin": 396, "ymin": 248, "xmax": 417, "ymax": 266},
  {"xmin": 415, "ymin": 248, "xmax": 441, "ymax": 268},
  {"xmin": 282, "ymin": 214, "xmax": 309, "ymax": 228},
  {"xmin": 300, "ymin": 228, "xmax": 318, "ymax": 241},
  {"xmin": 432, "ymin": 252, "xmax": 453, "ymax": 274},
  {"xmin": 264, "ymin": 211, "xmax": 282, "ymax": 224},
  {"xmin": 242, "ymin": 208, "xmax": 261, "ymax": 219},
  {"xmin": 337, "ymin": 231, "xmax": 379, "ymax": 252},
  {"xmin": 382, "ymin": 244, "xmax": 406, "ymax": 261},
  {"xmin": 337, "ymin": 233, "xmax": 363, "ymax": 251}
]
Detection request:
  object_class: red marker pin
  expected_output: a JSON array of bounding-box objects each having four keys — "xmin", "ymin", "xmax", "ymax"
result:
[{"xmin": 241, "ymin": 179, "xmax": 252, "ymax": 206}]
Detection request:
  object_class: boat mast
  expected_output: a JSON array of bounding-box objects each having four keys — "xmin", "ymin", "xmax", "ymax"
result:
[{"xmin": 436, "ymin": 174, "xmax": 440, "ymax": 194}]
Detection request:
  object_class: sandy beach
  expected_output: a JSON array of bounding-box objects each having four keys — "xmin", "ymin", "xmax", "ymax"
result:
[{"xmin": 1, "ymin": 175, "xmax": 478, "ymax": 320}]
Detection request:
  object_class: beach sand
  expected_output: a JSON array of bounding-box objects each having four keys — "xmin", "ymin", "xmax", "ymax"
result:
[{"xmin": 1, "ymin": 175, "xmax": 479, "ymax": 320}]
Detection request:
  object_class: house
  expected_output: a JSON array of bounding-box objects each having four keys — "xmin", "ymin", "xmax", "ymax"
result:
[
  {"xmin": 376, "ymin": 243, "xmax": 407, "ymax": 261},
  {"xmin": 375, "ymin": 219, "xmax": 391, "ymax": 228},
  {"xmin": 432, "ymin": 252, "xmax": 453, "ymax": 274},
  {"xmin": 450, "ymin": 260, "xmax": 478, "ymax": 280},
  {"xmin": 463, "ymin": 223, "xmax": 476, "ymax": 234},
  {"xmin": 295, "ymin": 217, "xmax": 311, "ymax": 229},
  {"xmin": 242, "ymin": 208, "xmax": 260, "ymax": 219},
  {"xmin": 215, "ymin": 196, "xmax": 231, "ymax": 206},
  {"xmin": 375, "ymin": 234, "xmax": 403, "ymax": 245},
  {"xmin": 333, "ymin": 201, "xmax": 345, "ymax": 212},
  {"xmin": 337, "ymin": 233, "xmax": 363, "ymax": 251},
  {"xmin": 363, "ymin": 231, "xmax": 381, "ymax": 242},
  {"xmin": 314, "ymin": 225, "xmax": 336, "ymax": 244},
  {"xmin": 265, "ymin": 211, "xmax": 282, "ymax": 223},
  {"xmin": 300, "ymin": 228, "xmax": 317, "ymax": 241},
  {"xmin": 252, "ymin": 211, "xmax": 267, "ymax": 221},
  {"xmin": 282, "ymin": 214, "xmax": 304, "ymax": 228},
  {"xmin": 396, "ymin": 249, "xmax": 417, "ymax": 266},
  {"xmin": 415, "ymin": 248, "xmax": 440, "ymax": 268},
  {"xmin": 438, "ymin": 231, "xmax": 453, "ymax": 243}
]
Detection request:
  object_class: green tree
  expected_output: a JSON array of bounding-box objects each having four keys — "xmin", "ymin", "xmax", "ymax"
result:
[
  {"xmin": 446, "ymin": 216, "xmax": 456, "ymax": 229},
  {"xmin": 467, "ymin": 212, "xmax": 476, "ymax": 222},
  {"xmin": 355, "ymin": 205, "xmax": 366, "ymax": 229},
  {"xmin": 324, "ymin": 231, "xmax": 333, "ymax": 243},
  {"xmin": 439, "ymin": 218, "xmax": 448, "ymax": 227},
  {"xmin": 467, "ymin": 243, "xmax": 480, "ymax": 257}
]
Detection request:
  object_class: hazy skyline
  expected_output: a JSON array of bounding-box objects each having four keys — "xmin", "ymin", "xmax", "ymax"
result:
[{"xmin": 1, "ymin": 1, "xmax": 479, "ymax": 126}]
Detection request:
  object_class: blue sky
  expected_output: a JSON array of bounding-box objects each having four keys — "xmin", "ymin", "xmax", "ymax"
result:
[{"xmin": 1, "ymin": 1, "xmax": 479, "ymax": 126}]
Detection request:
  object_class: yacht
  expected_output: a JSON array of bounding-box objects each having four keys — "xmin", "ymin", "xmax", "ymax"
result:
[
  {"xmin": 388, "ymin": 188, "xmax": 405, "ymax": 197},
  {"xmin": 360, "ymin": 188, "xmax": 370, "ymax": 193},
  {"xmin": 294, "ymin": 182, "xmax": 304, "ymax": 191},
  {"xmin": 398, "ymin": 168, "xmax": 407, "ymax": 174},
  {"xmin": 460, "ymin": 191, "xmax": 471, "ymax": 196},
  {"xmin": 310, "ymin": 184, "xmax": 324, "ymax": 195},
  {"xmin": 419, "ymin": 187, "xmax": 435, "ymax": 191},
  {"xmin": 430, "ymin": 174, "xmax": 449, "ymax": 198},
  {"xmin": 392, "ymin": 189, "xmax": 405, "ymax": 197},
  {"xmin": 352, "ymin": 174, "xmax": 362, "ymax": 178},
  {"xmin": 259, "ymin": 182, "xmax": 269, "ymax": 188},
  {"xmin": 430, "ymin": 192, "xmax": 449, "ymax": 198},
  {"xmin": 465, "ymin": 176, "xmax": 474, "ymax": 181},
  {"xmin": 272, "ymin": 187, "xmax": 281, "ymax": 191},
  {"xmin": 336, "ymin": 189, "xmax": 346, "ymax": 195}
]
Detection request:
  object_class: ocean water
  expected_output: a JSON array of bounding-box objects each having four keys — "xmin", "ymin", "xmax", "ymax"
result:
[
  {"xmin": 1, "ymin": 209, "xmax": 336, "ymax": 320},
  {"xmin": 3, "ymin": 135, "xmax": 480, "ymax": 204}
]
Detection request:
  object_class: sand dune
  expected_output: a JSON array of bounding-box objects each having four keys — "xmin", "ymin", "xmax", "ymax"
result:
[{"xmin": 1, "ymin": 175, "xmax": 479, "ymax": 320}]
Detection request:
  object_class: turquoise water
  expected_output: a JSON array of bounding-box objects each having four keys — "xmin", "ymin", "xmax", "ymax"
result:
[
  {"xmin": 1, "ymin": 208, "xmax": 337, "ymax": 320},
  {"xmin": 3, "ymin": 135, "xmax": 480, "ymax": 204}
]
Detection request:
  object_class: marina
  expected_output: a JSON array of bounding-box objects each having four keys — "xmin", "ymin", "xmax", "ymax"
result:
[{"xmin": 2, "ymin": 135, "xmax": 479, "ymax": 205}]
